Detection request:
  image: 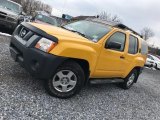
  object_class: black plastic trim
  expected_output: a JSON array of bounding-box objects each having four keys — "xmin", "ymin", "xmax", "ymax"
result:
[
  {"xmin": 10, "ymin": 36, "xmax": 67, "ymax": 80},
  {"xmin": 21, "ymin": 22, "xmax": 58, "ymax": 42}
]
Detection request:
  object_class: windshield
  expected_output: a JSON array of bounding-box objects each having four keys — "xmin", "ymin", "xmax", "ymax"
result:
[
  {"xmin": 35, "ymin": 14, "xmax": 58, "ymax": 26},
  {"xmin": 63, "ymin": 20, "xmax": 111, "ymax": 42},
  {"xmin": 0, "ymin": 0, "xmax": 21, "ymax": 14}
]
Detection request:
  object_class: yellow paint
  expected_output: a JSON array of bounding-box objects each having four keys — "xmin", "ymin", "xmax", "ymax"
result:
[{"xmin": 29, "ymin": 23, "xmax": 147, "ymax": 79}]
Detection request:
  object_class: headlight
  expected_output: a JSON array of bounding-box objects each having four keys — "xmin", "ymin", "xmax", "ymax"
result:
[{"xmin": 35, "ymin": 38, "xmax": 57, "ymax": 52}]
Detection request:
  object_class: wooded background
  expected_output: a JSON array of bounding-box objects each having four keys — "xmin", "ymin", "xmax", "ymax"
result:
[{"xmin": 12, "ymin": 0, "xmax": 52, "ymax": 15}]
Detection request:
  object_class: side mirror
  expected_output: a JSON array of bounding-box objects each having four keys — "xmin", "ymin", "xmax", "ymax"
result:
[{"xmin": 105, "ymin": 41, "xmax": 122, "ymax": 50}]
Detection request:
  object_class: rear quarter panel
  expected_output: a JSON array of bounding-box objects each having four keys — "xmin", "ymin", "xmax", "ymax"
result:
[
  {"xmin": 123, "ymin": 55, "xmax": 146, "ymax": 78},
  {"xmin": 123, "ymin": 36, "xmax": 147, "ymax": 78}
]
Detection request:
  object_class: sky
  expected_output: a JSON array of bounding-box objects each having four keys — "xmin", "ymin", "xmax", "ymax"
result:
[{"xmin": 42, "ymin": 0, "xmax": 160, "ymax": 47}]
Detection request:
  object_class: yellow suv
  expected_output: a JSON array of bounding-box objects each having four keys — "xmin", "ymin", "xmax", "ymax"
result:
[{"xmin": 10, "ymin": 19, "xmax": 148, "ymax": 98}]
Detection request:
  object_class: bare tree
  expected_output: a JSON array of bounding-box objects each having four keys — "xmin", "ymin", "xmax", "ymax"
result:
[
  {"xmin": 20, "ymin": 0, "xmax": 52, "ymax": 16},
  {"xmin": 141, "ymin": 27, "xmax": 154, "ymax": 40},
  {"xmin": 98, "ymin": 11, "xmax": 121, "ymax": 23}
]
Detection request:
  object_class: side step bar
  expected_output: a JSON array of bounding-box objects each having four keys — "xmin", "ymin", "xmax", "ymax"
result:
[{"xmin": 89, "ymin": 79, "xmax": 124, "ymax": 85}]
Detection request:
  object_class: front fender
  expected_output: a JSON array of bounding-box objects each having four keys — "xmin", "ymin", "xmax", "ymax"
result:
[{"xmin": 49, "ymin": 42, "xmax": 101, "ymax": 75}]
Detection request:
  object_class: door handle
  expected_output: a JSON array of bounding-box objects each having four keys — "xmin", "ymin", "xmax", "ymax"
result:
[{"xmin": 120, "ymin": 55, "xmax": 125, "ymax": 59}]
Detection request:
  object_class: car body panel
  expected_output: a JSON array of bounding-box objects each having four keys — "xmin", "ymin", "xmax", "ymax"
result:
[
  {"xmin": 93, "ymin": 29, "xmax": 147, "ymax": 78},
  {"xmin": 29, "ymin": 22, "xmax": 147, "ymax": 78},
  {"xmin": 146, "ymin": 54, "xmax": 160, "ymax": 69},
  {"xmin": 0, "ymin": 0, "xmax": 23, "ymax": 29},
  {"xmin": 11, "ymin": 22, "xmax": 147, "ymax": 80},
  {"xmin": 145, "ymin": 58, "xmax": 155, "ymax": 67}
]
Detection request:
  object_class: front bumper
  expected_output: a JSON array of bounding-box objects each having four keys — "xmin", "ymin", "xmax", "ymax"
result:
[{"xmin": 10, "ymin": 23, "xmax": 66, "ymax": 79}]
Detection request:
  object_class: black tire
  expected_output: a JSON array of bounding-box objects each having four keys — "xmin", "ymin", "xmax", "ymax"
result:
[
  {"xmin": 45, "ymin": 60, "xmax": 85, "ymax": 99},
  {"xmin": 121, "ymin": 69, "xmax": 138, "ymax": 90},
  {"xmin": 155, "ymin": 64, "xmax": 158, "ymax": 70}
]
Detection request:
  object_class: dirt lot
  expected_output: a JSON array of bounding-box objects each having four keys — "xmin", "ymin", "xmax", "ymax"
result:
[{"xmin": 0, "ymin": 35, "xmax": 160, "ymax": 120}]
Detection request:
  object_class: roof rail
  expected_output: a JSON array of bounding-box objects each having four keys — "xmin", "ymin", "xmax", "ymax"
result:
[{"xmin": 114, "ymin": 24, "xmax": 143, "ymax": 38}]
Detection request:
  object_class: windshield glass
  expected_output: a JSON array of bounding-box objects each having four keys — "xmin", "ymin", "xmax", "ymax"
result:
[
  {"xmin": 0, "ymin": 0, "xmax": 21, "ymax": 14},
  {"xmin": 63, "ymin": 20, "xmax": 111, "ymax": 42},
  {"xmin": 35, "ymin": 14, "xmax": 58, "ymax": 26}
]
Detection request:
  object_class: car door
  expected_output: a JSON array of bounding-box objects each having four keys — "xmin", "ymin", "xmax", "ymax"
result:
[
  {"xmin": 94, "ymin": 31, "xmax": 127, "ymax": 78},
  {"xmin": 124, "ymin": 35, "xmax": 139, "ymax": 73}
]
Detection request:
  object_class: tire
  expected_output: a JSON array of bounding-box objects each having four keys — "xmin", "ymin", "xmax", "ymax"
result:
[
  {"xmin": 121, "ymin": 69, "xmax": 138, "ymax": 90},
  {"xmin": 155, "ymin": 64, "xmax": 158, "ymax": 70},
  {"xmin": 150, "ymin": 64, "xmax": 153, "ymax": 68},
  {"xmin": 45, "ymin": 60, "xmax": 85, "ymax": 99}
]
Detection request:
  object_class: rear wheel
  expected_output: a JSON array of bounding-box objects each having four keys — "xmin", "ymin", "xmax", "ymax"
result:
[
  {"xmin": 45, "ymin": 61, "xmax": 85, "ymax": 98},
  {"xmin": 121, "ymin": 69, "xmax": 138, "ymax": 89},
  {"xmin": 155, "ymin": 64, "xmax": 158, "ymax": 70}
]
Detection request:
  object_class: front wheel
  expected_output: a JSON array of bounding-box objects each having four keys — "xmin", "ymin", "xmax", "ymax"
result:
[
  {"xmin": 121, "ymin": 69, "xmax": 138, "ymax": 89},
  {"xmin": 45, "ymin": 61, "xmax": 85, "ymax": 99}
]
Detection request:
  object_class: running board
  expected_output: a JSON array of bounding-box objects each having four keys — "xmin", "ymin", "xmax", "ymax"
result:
[{"xmin": 90, "ymin": 79, "xmax": 124, "ymax": 84}]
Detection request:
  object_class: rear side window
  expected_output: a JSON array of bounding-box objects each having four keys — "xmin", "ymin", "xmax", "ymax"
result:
[
  {"xmin": 128, "ymin": 35, "xmax": 138, "ymax": 54},
  {"xmin": 141, "ymin": 41, "xmax": 148, "ymax": 55}
]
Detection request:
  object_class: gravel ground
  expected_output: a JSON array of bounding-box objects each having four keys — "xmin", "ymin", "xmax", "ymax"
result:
[{"xmin": 1, "ymin": 35, "xmax": 160, "ymax": 120}]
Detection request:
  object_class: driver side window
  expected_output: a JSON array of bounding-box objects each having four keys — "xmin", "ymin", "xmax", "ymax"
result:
[{"xmin": 105, "ymin": 32, "xmax": 126, "ymax": 52}]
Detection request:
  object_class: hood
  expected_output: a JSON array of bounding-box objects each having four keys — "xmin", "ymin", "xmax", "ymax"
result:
[
  {"xmin": 0, "ymin": 7, "xmax": 18, "ymax": 16},
  {"xmin": 29, "ymin": 22, "xmax": 91, "ymax": 42}
]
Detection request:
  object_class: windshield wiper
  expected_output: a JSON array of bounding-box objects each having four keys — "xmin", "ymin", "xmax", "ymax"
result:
[
  {"xmin": 61, "ymin": 26, "xmax": 68, "ymax": 30},
  {"xmin": 61, "ymin": 26, "xmax": 88, "ymax": 39},
  {"xmin": 70, "ymin": 30, "xmax": 88, "ymax": 38}
]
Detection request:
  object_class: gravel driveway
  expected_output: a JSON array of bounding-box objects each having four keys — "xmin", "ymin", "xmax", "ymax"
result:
[{"xmin": 0, "ymin": 35, "xmax": 160, "ymax": 120}]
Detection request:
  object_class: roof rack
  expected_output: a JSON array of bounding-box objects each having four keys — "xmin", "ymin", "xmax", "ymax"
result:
[
  {"xmin": 114, "ymin": 24, "xmax": 143, "ymax": 38},
  {"xmin": 86, "ymin": 18, "xmax": 118, "ymax": 26}
]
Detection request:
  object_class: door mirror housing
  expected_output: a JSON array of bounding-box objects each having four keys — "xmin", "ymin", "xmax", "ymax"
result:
[{"xmin": 105, "ymin": 41, "xmax": 122, "ymax": 50}]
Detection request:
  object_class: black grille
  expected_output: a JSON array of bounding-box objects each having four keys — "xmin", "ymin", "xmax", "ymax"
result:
[
  {"xmin": 18, "ymin": 26, "xmax": 34, "ymax": 41},
  {"xmin": 19, "ymin": 27, "xmax": 29, "ymax": 38}
]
